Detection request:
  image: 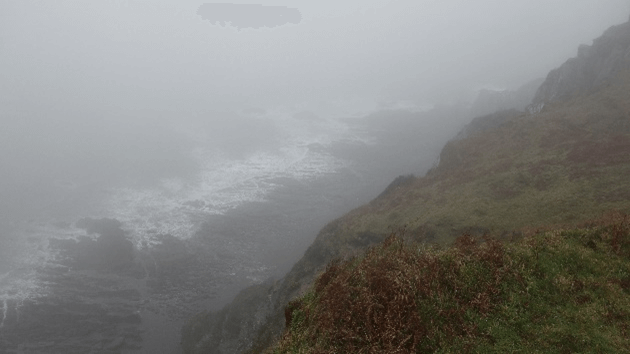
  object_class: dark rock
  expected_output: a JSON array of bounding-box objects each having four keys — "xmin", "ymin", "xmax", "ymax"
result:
[
  {"xmin": 530, "ymin": 19, "xmax": 630, "ymax": 111},
  {"xmin": 52, "ymin": 218, "xmax": 135, "ymax": 271},
  {"xmin": 181, "ymin": 280, "xmax": 278, "ymax": 354}
]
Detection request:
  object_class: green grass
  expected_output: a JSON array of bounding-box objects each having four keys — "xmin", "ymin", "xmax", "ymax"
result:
[
  {"xmin": 181, "ymin": 74, "xmax": 630, "ymax": 354},
  {"xmin": 327, "ymin": 77, "xmax": 630, "ymax": 249},
  {"xmin": 257, "ymin": 77, "xmax": 630, "ymax": 353},
  {"xmin": 269, "ymin": 213, "xmax": 630, "ymax": 353}
]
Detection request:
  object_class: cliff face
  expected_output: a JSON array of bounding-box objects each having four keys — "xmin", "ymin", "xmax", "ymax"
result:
[
  {"xmin": 181, "ymin": 17, "xmax": 630, "ymax": 354},
  {"xmin": 530, "ymin": 19, "xmax": 630, "ymax": 112}
]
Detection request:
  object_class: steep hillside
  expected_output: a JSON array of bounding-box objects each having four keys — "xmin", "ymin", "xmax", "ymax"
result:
[
  {"xmin": 271, "ymin": 214, "xmax": 630, "ymax": 353},
  {"xmin": 340, "ymin": 74, "xmax": 630, "ymax": 246},
  {"xmin": 181, "ymin": 18, "xmax": 630, "ymax": 354},
  {"xmin": 531, "ymin": 18, "xmax": 630, "ymax": 111}
]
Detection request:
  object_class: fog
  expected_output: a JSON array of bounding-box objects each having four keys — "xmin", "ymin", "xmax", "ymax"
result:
[
  {"xmin": 1, "ymin": 1, "xmax": 627, "ymax": 207},
  {"xmin": 1, "ymin": 0, "xmax": 629, "ymax": 300},
  {"xmin": 1, "ymin": 1, "xmax": 629, "ymax": 352},
  {"xmin": 3, "ymin": 1, "xmax": 629, "ymax": 112}
]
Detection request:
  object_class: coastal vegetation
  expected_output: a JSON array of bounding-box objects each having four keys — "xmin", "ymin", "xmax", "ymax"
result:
[
  {"xmin": 270, "ymin": 214, "xmax": 630, "ymax": 353},
  {"xmin": 181, "ymin": 19, "xmax": 630, "ymax": 353}
]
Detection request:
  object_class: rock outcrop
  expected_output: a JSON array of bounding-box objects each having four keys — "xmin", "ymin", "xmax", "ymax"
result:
[{"xmin": 530, "ymin": 18, "xmax": 630, "ymax": 112}]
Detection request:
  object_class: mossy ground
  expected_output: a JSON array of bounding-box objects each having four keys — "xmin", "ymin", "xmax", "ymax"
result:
[
  {"xmin": 270, "ymin": 213, "xmax": 630, "ymax": 353},
  {"xmin": 329, "ymin": 78, "xmax": 630, "ymax": 251}
]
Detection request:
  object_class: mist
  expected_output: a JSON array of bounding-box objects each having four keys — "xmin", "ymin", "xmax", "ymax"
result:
[
  {"xmin": 3, "ymin": 1, "xmax": 629, "ymax": 111},
  {"xmin": 2, "ymin": 0, "xmax": 627, "ymax": 210},
  {"xmin": 1, "ymin": 1, "xmax": 629, "ymax": 352}
]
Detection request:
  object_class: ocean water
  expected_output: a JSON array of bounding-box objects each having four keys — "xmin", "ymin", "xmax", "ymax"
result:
[{"xmin": 0, "ymin": 105, "xmax": 380, "ymax": 353}]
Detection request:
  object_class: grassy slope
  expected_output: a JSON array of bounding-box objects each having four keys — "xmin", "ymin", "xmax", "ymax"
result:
[
  {"xmin": 331, "ymin": 73, "xmax": 630, "ymax": 250},
  {"xmin": 259, "ymin": 74, "xmax": 630, "ymax": 352},
  {"xmin": 181, "ymin": 71, "xmax": 630, "ymax": 353},
  {"xmin": 271, "ymin": 214, "xmax": 630, "ymax": 353}
]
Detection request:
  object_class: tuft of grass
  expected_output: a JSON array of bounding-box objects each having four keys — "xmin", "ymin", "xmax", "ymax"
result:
[{"xmin": 268, "ymin": 213, "xmax": 630, "ymax": 353}]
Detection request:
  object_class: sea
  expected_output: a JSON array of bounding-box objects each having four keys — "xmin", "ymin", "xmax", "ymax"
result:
[{"xmin": 0, "ymin": 100, "xmax": 439, "ymax": 353}]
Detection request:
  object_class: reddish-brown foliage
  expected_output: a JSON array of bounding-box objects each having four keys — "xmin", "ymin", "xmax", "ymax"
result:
[{"xmin": 296, "ymin": 234, "xmax": 510, "ymax": 353}]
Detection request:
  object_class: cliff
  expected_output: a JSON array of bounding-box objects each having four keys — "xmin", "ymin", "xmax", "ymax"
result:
[
  {"xmin": 530, "ymin": 18, "xmax": 630, "ymax": 112},
  {"xmin": 181, "ymin": 17, "xmax": 630, "ymax": 354}
]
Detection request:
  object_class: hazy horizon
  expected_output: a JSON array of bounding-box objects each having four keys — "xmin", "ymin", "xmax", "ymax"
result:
[
  {"xmin": 1, "ymin": 1, "xmax": 629, "ymax": 116},
  {"xmin": 2, "ymin": 0, "xmax": 628, "ymax": 222}
]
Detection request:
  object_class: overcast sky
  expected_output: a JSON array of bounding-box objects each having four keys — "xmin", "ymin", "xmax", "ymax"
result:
[{"xmin": 1, "ymin": 0, "xmax": 629, "ymax": 119}]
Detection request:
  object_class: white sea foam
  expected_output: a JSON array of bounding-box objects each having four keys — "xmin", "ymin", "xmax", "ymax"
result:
[
  {"xmin": 95, "ymin": 109, "xmax": 362, "ymax": 248},
  {"xmin": 0, "ymin": 215, "xmax": 105, "ymax": 309},
  {"xmin": 0, "ymin": 267, "xmax": 49, "ymax": 322},
  {"xmin": 104, "ymin": 143, "xmax": 347, "ymax": 247},
  {"xmin": 0, "ymin": 102, "xmax": 378, "ymax": 306}
]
